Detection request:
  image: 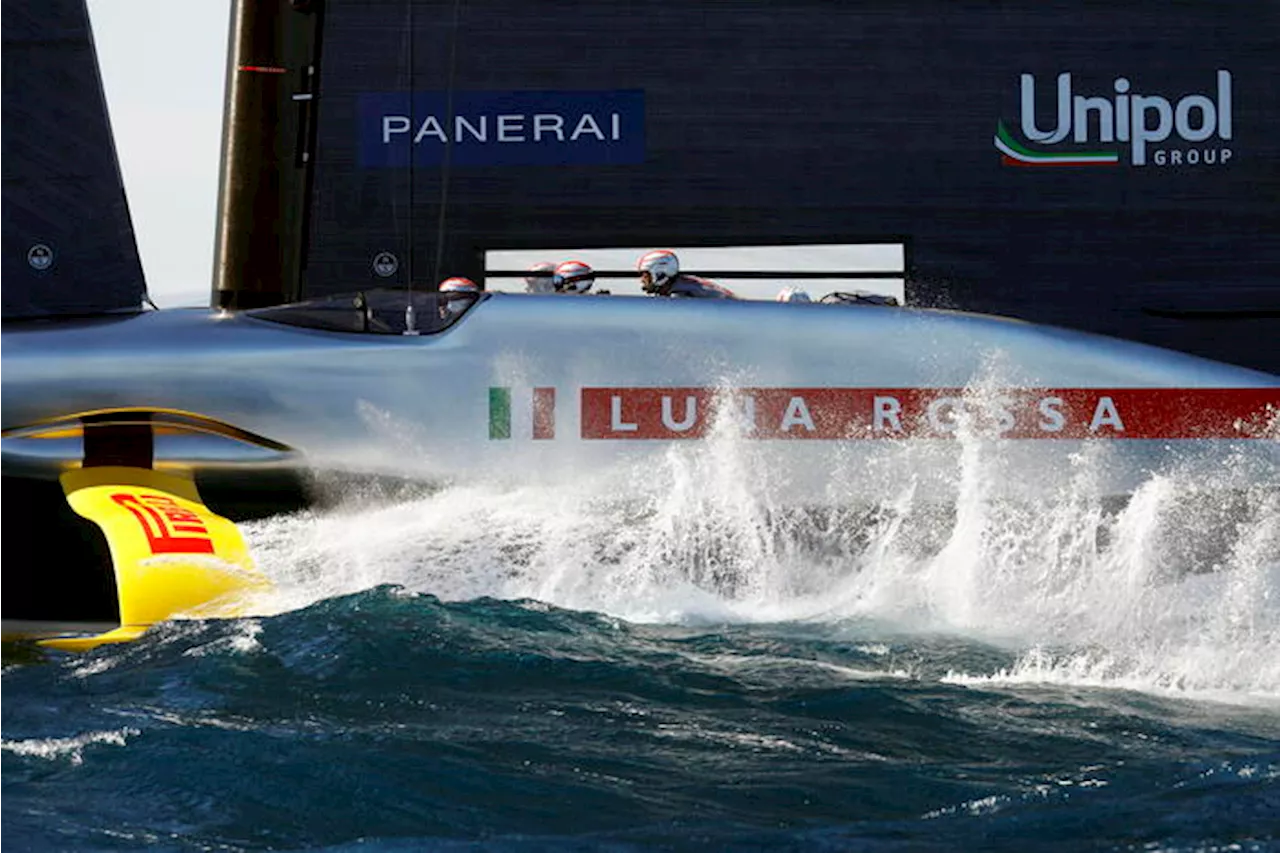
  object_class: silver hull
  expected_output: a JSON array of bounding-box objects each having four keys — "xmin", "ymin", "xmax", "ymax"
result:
[{"xmin": 4, "ymin": 293, "xmax": 1278, "ymax": 510}]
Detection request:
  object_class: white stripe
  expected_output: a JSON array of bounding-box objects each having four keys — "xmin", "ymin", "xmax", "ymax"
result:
[{"xmin": 994, "ymin": 135, "xmax": 1119, "ymax": 165}]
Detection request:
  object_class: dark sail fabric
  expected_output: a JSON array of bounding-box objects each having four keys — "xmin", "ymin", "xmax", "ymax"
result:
[
  {"xmin": 297, "ymin": 1, "xmax": 1279, "ymax": 371},
  {"xmin": 1, "ymin": 0, "xmax": 145, "ymax": 319}
]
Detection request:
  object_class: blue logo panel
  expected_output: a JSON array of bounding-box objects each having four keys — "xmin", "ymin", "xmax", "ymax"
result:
[{"xmin": 359, "ymin": 90, "xmax": 645, "ymax": 167}]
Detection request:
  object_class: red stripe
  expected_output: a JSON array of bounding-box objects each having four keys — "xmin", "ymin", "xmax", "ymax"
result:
[
  {"xmin": 533, "ymin": 387, "xmax": 556, "ymax": 440},
  {"xmin": 580, "ymin": 388, "xmax": 1279, "ymax": 440},
  {"xmin": 238, "ymin": 65, "xmax": 287, "ymax": 74}
]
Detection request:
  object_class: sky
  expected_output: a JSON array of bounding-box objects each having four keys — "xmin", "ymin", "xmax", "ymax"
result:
[
  {"xmin": 86, "ymin": 1, "xmax": 902, "ymax": 305},
  {"xmin": 88, "ymin": 0, "xmax": 231, "ymax": 308}
]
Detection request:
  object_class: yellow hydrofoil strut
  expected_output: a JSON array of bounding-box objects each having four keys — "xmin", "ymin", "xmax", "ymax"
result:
[{"xmin": 40, "ymin": 466, "xmax": 271, "ymax": 652}]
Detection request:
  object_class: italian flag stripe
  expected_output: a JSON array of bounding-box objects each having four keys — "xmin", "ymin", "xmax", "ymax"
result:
[
  {"xmin": 489, "ymin": 386, "xmax": 557, "ymax": 439},
  {"xmin": 488, "ymin": 387, "xmax": 511, "ymax": 439},
  {"xmin": 995, "ymin": 121, "xmax": 1119, "ymax": 165},
  {"xmin": 533, "ymin": 387, "xmax": 556, "ymax": 440}
]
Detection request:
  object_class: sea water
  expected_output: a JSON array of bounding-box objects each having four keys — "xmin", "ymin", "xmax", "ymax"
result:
[{"xmin": 4, "ymin": 424, "xmax": 1278, "ymax": 850}]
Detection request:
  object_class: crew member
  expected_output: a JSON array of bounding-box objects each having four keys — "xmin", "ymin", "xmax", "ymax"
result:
[
  {"xmin": 438, "ymin": 276, "xmax": 480, "ymax": 318},
  {"xmin": 524, "ymin": 261, "xmax": 556, "ymax": 294},
  {"xmin": 552, "ymin": 260, "xmax": 609, "ymax": 295},
  {"xmin": 636, "ymin": 250, "xmax": 735, "ymax": 299}
]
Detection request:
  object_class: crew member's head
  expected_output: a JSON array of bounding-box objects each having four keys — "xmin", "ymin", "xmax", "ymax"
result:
[
  {"xmin": 776, "ymin": 286, "xmax": 812, "ymax": 303},
  {"xmin": 524, "ymin": 262, "xmax": 556, "ymax": 294},
  {"xmin": 438, "ymin": 276, "xmax": 480, "ymax": 317},
  {"xmin": 637, "ymin": 250, "xmax": 680, "ymax": 295},
  {"xmin": 552, "ymin": 260, "xmax": 596, "ymax": 294}
]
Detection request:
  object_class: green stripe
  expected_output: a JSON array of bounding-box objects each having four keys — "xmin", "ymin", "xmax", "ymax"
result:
[
  {"xmin": 996, "ymin": 121, "xmax": 1117, "ymax": 161},
  {"xmin": 488, "ymin": 387, "xmax": 511, "ymax": 439}
]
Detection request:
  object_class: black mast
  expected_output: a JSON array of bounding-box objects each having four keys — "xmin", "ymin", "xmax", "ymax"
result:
[{"xmin": 212, "ymin": 0, "xmax": 323, "ymax": 310}]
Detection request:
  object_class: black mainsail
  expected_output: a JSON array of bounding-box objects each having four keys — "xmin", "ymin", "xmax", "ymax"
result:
[
  {"xmin": 1, "ymin": 0, "xmax": 145, "ymax": 318},
  {"xmin": 259, "ymin": 0, "xmax": 1278, "ymax": 372},
  {"xmin": 5, "ymin": 0, "xmax": 1277, "ymax": 374}
]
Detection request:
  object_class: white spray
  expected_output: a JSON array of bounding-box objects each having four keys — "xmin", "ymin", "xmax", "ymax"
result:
[{"xmin": 244, "ymin": 383, "xmax": 1280, "ymax": 703}]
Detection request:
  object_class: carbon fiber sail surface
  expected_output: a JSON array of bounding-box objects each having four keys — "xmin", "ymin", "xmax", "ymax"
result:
[
  {"xmin": 1, "ymin": 0, "xmax": 145, "ymax": 319},
  {"xmin": 277, "ymin": 0, "xmax": 1278, "ymax": 372}
]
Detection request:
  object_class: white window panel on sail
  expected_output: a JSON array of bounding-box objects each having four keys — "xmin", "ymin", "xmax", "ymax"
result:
[{"xmin": 484, "ymin": 244, "xmax": 906, "ymax": 303}]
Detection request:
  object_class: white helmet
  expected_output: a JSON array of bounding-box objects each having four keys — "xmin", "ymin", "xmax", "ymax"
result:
[
  {"xmin": 637, "ymin": 250, "xmax": 679, "ymax": 294},
  {"xmin": 776, "ymin": 286, "xmax": 812, "ymax": 303},
  {"xmin": 524, "ymin": 262, "xmax": 556, "ymax": 294},
  {"xmin": 438, "ymin": 276, "xmax": 479, "ymax": 317},
  {"xmin": 552, "ymin": 260, "xmax": 595, "ymax": 294},
  {"xmin": 439, "ymin": 276, "xmax": 479, "ymax": 293}
]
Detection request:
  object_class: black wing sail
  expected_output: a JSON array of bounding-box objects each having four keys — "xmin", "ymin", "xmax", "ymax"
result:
[
  {"xmin": 224, "ymin": 0, "xmax": 1280, "ymax": 372},
  {"xmin": 1, "ymin": 0, "xmax": 146, "ymax": 319}
]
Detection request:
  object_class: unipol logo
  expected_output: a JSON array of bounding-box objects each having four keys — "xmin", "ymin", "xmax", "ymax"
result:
[{"xmin": 995, "ymin": 71, "xmax": 1233, "ymax": 167}]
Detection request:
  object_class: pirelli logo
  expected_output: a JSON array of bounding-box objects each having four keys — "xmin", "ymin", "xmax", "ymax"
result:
[{"xmin": 111, "ymin": 492, "xmax": 215, "ymax": 555}]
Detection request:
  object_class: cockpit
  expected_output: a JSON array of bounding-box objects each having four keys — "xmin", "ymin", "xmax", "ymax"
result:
[{"xmin": 246, "ymin": 289, "xmax": 483, "ymax": 335}]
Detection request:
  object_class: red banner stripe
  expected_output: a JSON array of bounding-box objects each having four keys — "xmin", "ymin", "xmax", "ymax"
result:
[{"xmin": 579, "ymin": 388, "xmax": 1280, "ymax": 440}]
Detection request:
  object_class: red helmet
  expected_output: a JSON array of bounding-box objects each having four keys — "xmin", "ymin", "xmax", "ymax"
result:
[{"xmin": 552, "ymin": 260, "xmax": 595, "ymax": 294}]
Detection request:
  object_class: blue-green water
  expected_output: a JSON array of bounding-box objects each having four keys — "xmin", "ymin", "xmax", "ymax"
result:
[
  {"xmin": 5, "ymin": 464, "xmax": 1279, "ymax": 850},
  {"xmin": 5, "ymin": 593, "xmax": 1279, "ymax": 851}
]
